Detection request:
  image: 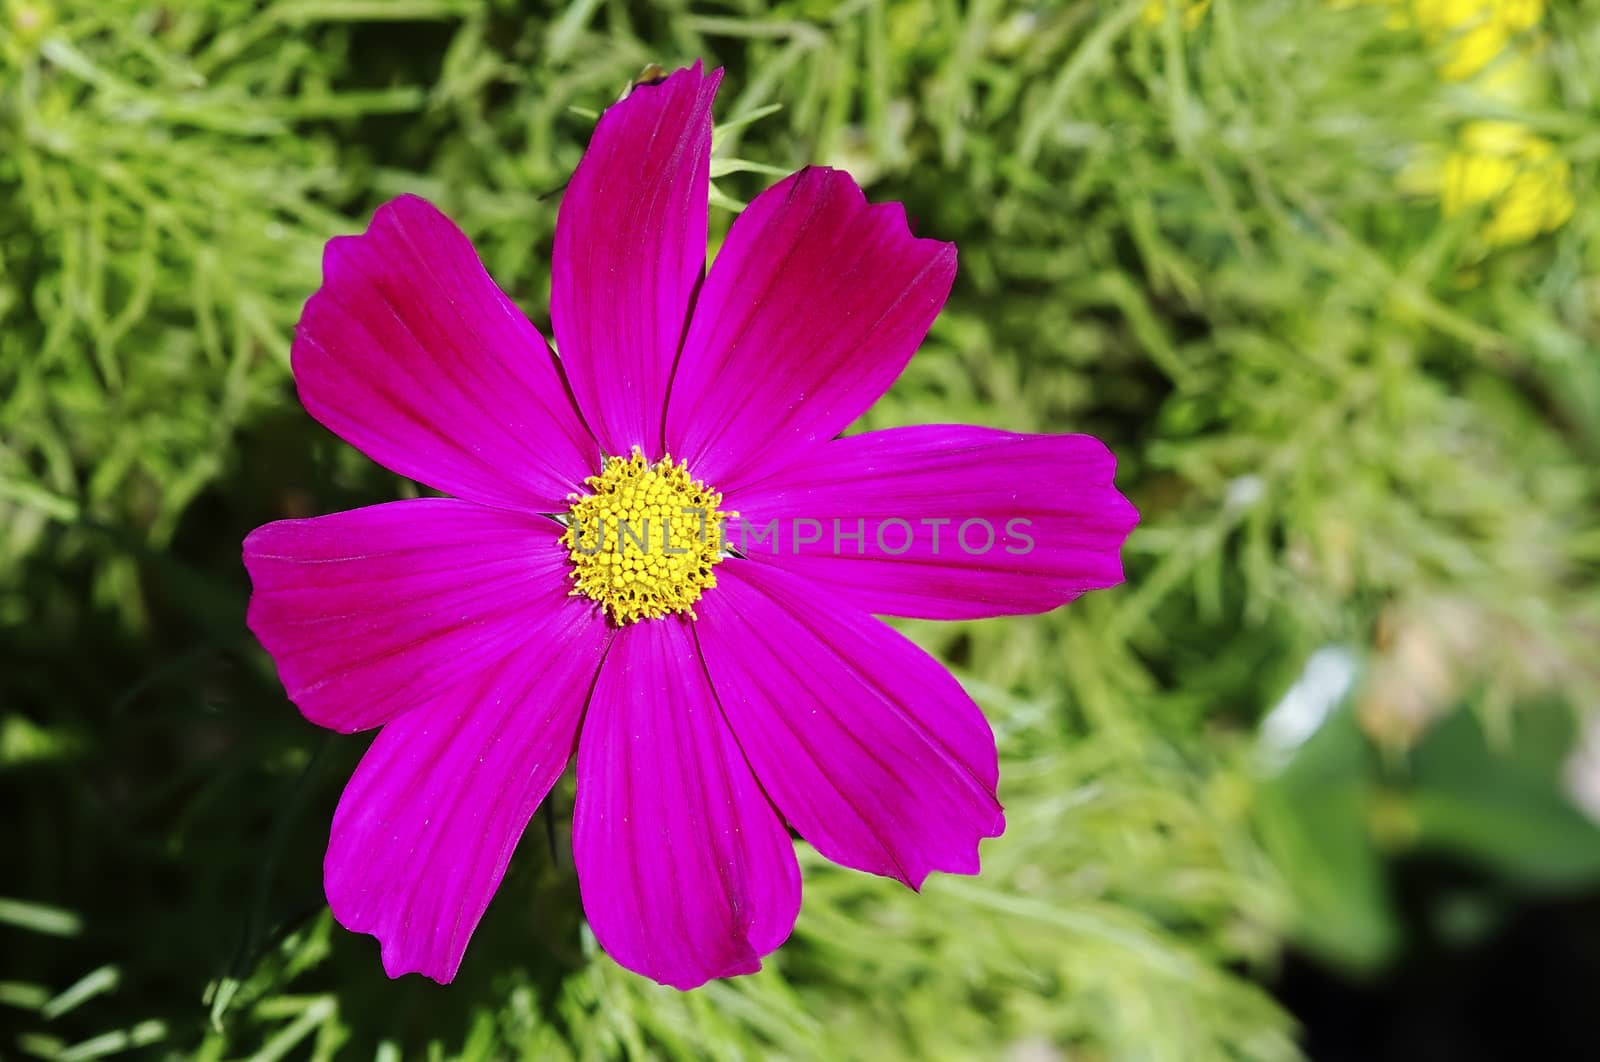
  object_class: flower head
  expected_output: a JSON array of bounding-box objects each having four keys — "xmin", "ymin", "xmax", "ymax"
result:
[
  {"xmin": 1442, "ymin": 120, "xmax": 1573, "ymax": 247},
  {"xmin": 243, "ymin": 63, "xmax": 1137, "ymax": 990},
  {"xmin": 1141, "ymin": 0, "xmax": 1212, "ymax": 29},
  {"xmin": 1403, "ymin": 119, "xmax": 1574, "ymax": 248},
  {"xmin": 1408, "ymin": 0, "xmax": 1543, "ymax": 80}
]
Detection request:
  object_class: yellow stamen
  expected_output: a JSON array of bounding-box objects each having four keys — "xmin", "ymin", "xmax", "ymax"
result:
[{"xmin": 561, "ymin": 448, "xmax": 731, "ymax": 625}]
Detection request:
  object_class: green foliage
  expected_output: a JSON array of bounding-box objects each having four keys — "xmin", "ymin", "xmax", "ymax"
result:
[{"xmin": 3, "ymin": 0, "xmax": 1598, "ymax": 1059}]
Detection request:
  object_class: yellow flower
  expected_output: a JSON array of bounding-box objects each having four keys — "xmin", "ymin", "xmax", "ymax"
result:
[
  {"xmin": 1141, "ymin": 0, "xmax": 1212, "ymax": 30},
  {"xmin": 1339, "ymin": 0, "xmax": 1566, "ymax": 249},
  {"xmin": 1406, "ymin": 0, "xmax": 1545, "ymax": 79},
  {"xmin": 1438, "ymin": 121, "xmax": 1574, "ymax": 246},
  {"xmin": 1409, "ymin": 0, "xmax": 1542, "ymax": 34}
]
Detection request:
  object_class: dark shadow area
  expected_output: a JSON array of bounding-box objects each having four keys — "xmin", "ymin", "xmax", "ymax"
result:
[{"xmin": 1277, "ymin": 858, "xmax": 1600, "ymax": 1062}]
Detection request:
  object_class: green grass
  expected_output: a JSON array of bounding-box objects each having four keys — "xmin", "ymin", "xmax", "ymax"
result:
[{"xmin": 3, "ymin": 0, "xmax": 1598, "ymax": 1058}]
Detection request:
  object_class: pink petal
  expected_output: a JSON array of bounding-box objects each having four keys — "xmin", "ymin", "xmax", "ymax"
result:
[
  {"xmin": 573, "ymin": 616, "xmax": 800, "ymax": 990},
  {"xmin": 324, "ymin": 587, "xmax": 608, "ymax": 982},
  {"xmin": 664, "ymin": 167, "xmax": 957, "ymax": 493},
  {"xmin": 294, "ymin": 194, "xmax": 597, "ymax": 512},
  {"xmin": 243, "ymin": 499, "xmax": 579, "ymax": 733},
  {"xmin": 694, "ymin": 561, "xmax": 1004, "ymax": 889},
  {"xmin": 726, "ymin": 425, "xmax": 1138, "ymax": 620},
  {"xmin": 551, "ymin": 63, "xmax": 721, "ymax": 457}
]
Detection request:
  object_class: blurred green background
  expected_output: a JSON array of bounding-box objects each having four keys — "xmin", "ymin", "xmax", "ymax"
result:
[{"xmin": 3, "ymin": 0, "xmax": 1598, "ymax": 1058}]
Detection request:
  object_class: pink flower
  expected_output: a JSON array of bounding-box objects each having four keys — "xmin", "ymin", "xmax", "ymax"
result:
[{"xmin": 243, "ymin": 63, "xmax": 1137, "ymax": 990}]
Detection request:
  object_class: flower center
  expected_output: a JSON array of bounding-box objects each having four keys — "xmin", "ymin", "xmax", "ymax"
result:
[{"xmin": 561, "ymin": 448, "xmax": 730, "ymax": 625}]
